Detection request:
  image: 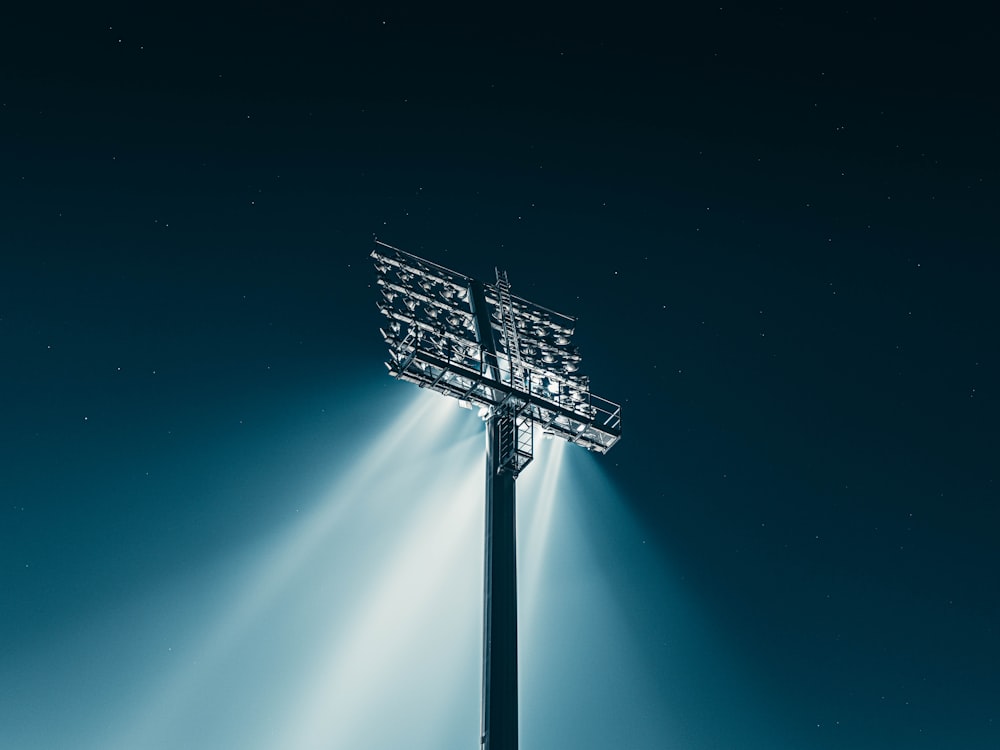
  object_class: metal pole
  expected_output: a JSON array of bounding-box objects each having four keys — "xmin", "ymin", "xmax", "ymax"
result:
[{"xmin": 481, "ymin": 414, "xmax": 518, "ymax": 750}]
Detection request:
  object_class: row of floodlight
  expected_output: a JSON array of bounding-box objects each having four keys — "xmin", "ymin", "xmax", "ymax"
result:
[
  {"xmin": 374, "ymin": 269, "xmax": 474, "ymax": 318},
  {"xmin": 429, "ymin": 362, "xmax": 612, "ymax": 450},
  {"xmin": 373, "ymin": 249, "xmax": 484, "ymax": 372},
  {"xmin": 374, "ymin": 246, "xmax": 579, "ymax": 350},
  {"xmin": 372, "ymin": 248, "xmax": 471, "ymax": 299},
  {"xmin": 377, "ymin": 309, "xmax": 593, "ymax": 413},
  {"xmin": 378, "ymin": 280, "xmax": 476, "ymax": 332},
  {"xmin": 488, "ymin": 306, "xmax": 578, "ymax": 350},
  {"xmin": 495, "ymin": 327, "xmax": 583, "ymax": 375},
  {"xmin": 383, "ymin": 351, "xmax": 616, "ymax": 452},
  {"xmin": 376, "ymin": 299, "xmax": 477, "ymax": 345},
  {"xmin": 374, "ymin": 243, "xmax": 592, "ymax": 405},
  {"xmin": 482, "ymin": 286, "xmax": 582, "ymax": 376},
  {"xmin": 379, "ymin": 274, "xmax": 472, "ymax": 307},
  {"xmin": 380, "ymin": 329, "xmax": 596, "ymax": 417},
  {"xmin": 379, "ymin": 322, "xmax": 483, "ymax": 371},
  {"xmin": 483, "ymin": 287, "xmax": 576, "ymax": 335}
]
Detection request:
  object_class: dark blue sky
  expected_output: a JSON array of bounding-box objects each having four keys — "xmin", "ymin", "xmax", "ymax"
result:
[{"xmin": 2, "ymin": 6, "xmax": 997, "ymax": 748}]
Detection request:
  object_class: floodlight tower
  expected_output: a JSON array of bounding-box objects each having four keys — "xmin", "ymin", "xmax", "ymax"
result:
[{"xmin": 372, "ymin": 240, "xmax": 621, "ymax": 750}]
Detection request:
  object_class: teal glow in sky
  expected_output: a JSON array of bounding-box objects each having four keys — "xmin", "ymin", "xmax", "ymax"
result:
[{"xmin": 2, "ymin": 389, "xmax": 703, "ymax": 749}]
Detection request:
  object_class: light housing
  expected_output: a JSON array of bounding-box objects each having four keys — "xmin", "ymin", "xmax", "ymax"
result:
[{"xmin": 372, "ymin": 240, "xmax": 621, "ymax": 454}]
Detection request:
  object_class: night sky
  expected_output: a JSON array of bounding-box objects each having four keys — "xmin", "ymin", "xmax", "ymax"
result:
[{"xmin": 2, "ymin": 6, "xmax": 997, "ymax": 749}]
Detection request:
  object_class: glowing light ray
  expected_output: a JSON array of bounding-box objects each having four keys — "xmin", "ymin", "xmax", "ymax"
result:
[
  {"xmin": 518, "ymin": 436, "xmax": 566, "ymax": 628},
  {"xmin": 278, "ymin": 458, "xmax": 484, "ymax": 750},
  {"xmin": 113, "ymin": 390, "xmax": 462, "ymax": 749}
]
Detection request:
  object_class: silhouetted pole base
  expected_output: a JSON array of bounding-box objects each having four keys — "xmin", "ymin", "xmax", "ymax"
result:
[{"xmin": 481, "ymin": 415, "xmax": 518, "ymax": 750}]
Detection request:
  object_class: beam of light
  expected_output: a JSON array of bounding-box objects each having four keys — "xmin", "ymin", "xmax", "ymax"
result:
[
  {"xmin": 109, "ymin": 388, "xmax": 470, "ymax": 750},
  {"xmin": 516, "ymin": 449, "xmax": 783, "ymax": 750},
  {"xmin": 518, "ymin": 447, "xmax": 688, "ymax": 750},
  {"xmin": 517, "ymin": 432, "xmax": 566, "ymax": 630},
  {"xmin": 274, "ymin": 446, "xmax": 484, "ymax": 750}
]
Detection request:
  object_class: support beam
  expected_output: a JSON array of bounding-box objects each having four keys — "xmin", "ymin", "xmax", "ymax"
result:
[{"xmin": 481, "ymin": 414, "xmax": 519, "ymax": 750}]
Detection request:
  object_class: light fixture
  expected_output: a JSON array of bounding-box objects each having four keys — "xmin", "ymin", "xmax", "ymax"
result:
[{"xmin": 372, "ymin": 239, "xmax": 621, "ymax": 750}]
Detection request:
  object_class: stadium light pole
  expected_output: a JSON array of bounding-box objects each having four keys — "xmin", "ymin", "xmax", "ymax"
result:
[{"xmin": 372, "ymin": 240, "xmax": 621, "ymax": 750}]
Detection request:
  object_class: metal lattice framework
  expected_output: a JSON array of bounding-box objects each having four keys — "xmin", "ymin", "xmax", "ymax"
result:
[{"xmin": 373, "ymin": 240, "xmax": 621, "ymax": 470}]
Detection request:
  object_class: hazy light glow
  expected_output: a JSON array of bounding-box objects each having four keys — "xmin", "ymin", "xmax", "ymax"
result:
[
  {"xmin": 3, "ymin": 386, "xmax": 736, "ymax": 750},
  {"xmin": 517, "ymin": 432, "xmax": 566, "ymax": 629},
  {"xmin": 277, "ymin": 452, "xmax": 483, "ymax": 749},
  {"xmin": 518, "ymin": 448, "xmax": 685, "ymax": 749},
  {"xmin": 103, "ymin": 389, "xmax": 491, "ymax": 750},
  {"xmin": 110, "ymin": 390, "xmax": 462, "ymax": 749}
]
